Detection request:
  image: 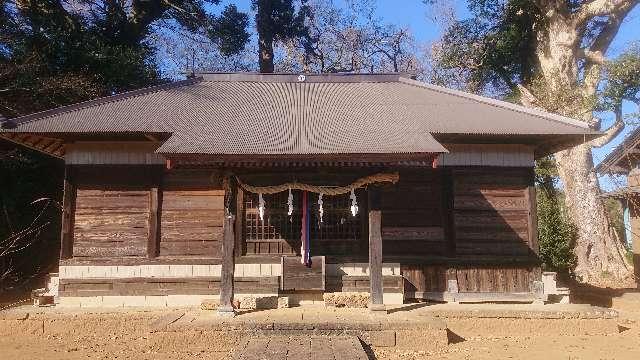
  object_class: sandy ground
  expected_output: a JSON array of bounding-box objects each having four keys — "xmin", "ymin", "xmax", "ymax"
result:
[{"xmin": 0, "ymin": 300, "xmax": 639, "ymax": 360}]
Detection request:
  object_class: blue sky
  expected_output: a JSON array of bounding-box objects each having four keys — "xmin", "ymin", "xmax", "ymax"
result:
[{"xmin": 216, "ymin": 0, "xmax": 639, "ymax": 190}]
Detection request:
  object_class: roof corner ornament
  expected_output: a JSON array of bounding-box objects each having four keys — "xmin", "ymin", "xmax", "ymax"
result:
[
  {"xmin": 297, "ymin": 74, "xmax": 306, "ymax": 82},
  {"xmin": 0, "ymin": 115, "xmax": 16, "ymax": 129}
]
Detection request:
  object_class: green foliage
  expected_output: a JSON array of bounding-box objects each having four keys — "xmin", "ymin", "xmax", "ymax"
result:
[
  {"xmin": 427, "ymin": 0, "xmax": 542, "ymax": 94},
  {"xmin": 603, "ymin": 198, "xmax": 626, "ymax": 247},
  {"xmin": 601, "ymin": 44, "xmax": 640, "ymax": 117},
  {"xmin": 253, "ymin": 0, "xmax": 313, "ymax": 72},
  {"xmin": 0, "ymin": 147, "xmax": 63, "ymax": 286},
  {"xmin": 0, "ymin": 0, "xmax": 250, "ymax": 117},
  {"xmin": 0, "ymin": 1, "xmax": 248, "ymax": 289},
  {"xmin": 535, "ymin": 158, "xmax": 578, "ymax": 274}
]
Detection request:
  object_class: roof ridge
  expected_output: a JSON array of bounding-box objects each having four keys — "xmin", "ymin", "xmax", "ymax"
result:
[
  {"xmin": 9, "ymin": 77, "xmax": 202, "ymax": 127},
  {"xmin": 198, "ymin": 72, "xmax": 407, "ymax": 83},
  {"xmin": 397, "ymin": 77, "xmax": 598, "ymax": 133}
]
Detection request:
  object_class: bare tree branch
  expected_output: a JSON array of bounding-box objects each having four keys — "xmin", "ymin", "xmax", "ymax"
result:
[
  {"xmin": 578, "ymin": 48, "xmax": 606, "ymax": 65},
  {"xmin": 517, "ymin": 84, "xmax": 542, "ymax": 108},
  {"xmin": 573, "ymin": 0, "xmax": 639, "ymax": 27},
  {"xmin": 592, "ymin": 105, "xmax": 625, "ymax": 147}
]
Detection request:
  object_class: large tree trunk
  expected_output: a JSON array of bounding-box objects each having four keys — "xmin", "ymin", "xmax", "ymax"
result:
[
  {"xmin": 556, "ymin": 144, "xmax": 631, "ymax": 283},
  {"xmin": 255, "ymin": 0, "xmax": 275, "ymax": 73},
  {"xmin": 258, "ymin": 35, "xmax": 275, "ymax": 73},
  {"xmin": 533, "ymin": 10, "xmax": 632, "ymax": 284}
]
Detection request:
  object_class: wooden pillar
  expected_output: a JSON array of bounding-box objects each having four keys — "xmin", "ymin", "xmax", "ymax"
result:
[
  {"xmin": 526, "ymin": 169, "xmax": 539, "ymax": 254},
  {"xmin": 219, "ymin": 214, "xmax": 236, "ymax": 315},
  {"xmin": 629, "ymin": 198, "xmax": 640, "ymax": 289},
  {"xmin": 60, "ymin": 166, "xmax": 76, "ymax": 260},
  {"xmin": 147, "ymin": 187, "xmax": 162, "ymax": 258},
  {"xmin": 368, "ymin": 199, "xmax": 385, "ymax": 312},
  {"xmin": 234, "ymin": 187, "xmax": 244, "ymax": 258}
]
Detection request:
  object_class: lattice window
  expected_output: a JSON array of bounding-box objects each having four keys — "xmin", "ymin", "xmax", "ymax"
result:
[{"xmin": 244, "ymin": 191, "xmax": 363, "ymax": 255}]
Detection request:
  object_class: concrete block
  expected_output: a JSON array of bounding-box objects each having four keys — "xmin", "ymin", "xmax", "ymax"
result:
[
  {"xmin": 101, "ymin": 296, "xmax": 125, "ymax": 308},
  {"xmin": 447, "ymin": 279, "xmax": 459, "ymax": 293},
  {"xmin": 340, "ymin": 263, "xmax": 355, "ymax": 275},
  {"xmin": 243, "ymin": 264, "xmax": 261, "ymax": 277},
  {"xmin": 115, "ymin": 266, "xmax": 140, "ymax": 278},
  {"xmin": 351, "ymin": 264, "xmax": 368, "ymax": 276},
  {"xmin": 239, "ymin": 296, "xmax": 278, "ymax": 309},
  {"xmin": 234, "ymin": 264, "xmax": 244, "ymax": 277},
  {"xmin": 260, "ymin": 264, "xmax": 272, "ymax": 276},
  {"xmin": 166, "ymin": 295, "xmax": 207, "ymax": 307},
  {"xmin": 271, "ymin": 264, "xmax": 282, "ymax": 276},
  {"xmin": 79, "ymin": 296, "xmax": 103, "ymax": 308},
  {"xmin": 168, "ymin": 265, "xmax": 193, "ymax": 278},
  {"xmin": 140, "ymin": 265, "xmax": 170, "ymax": 278},
  {"xmin": 542, "ymin": 272, "xmax": 558, "ymax": 293},
  {"xmin": 122, "ymin": 296, "xmax": 147, "ymax": 307},
  {"xmin": 211, "ymin": 265, "xmax": 222, "ymax": 277},
  {"xmin": 57, "ymin": 297, "xmax": 82, "ymax": 308},
  {"xmin": 278, "ymin": 297, "xmax": 289, "ymax": 309},
  {"xmin": 63, "ymin": 266, "xmax": 88, "ymax": 279},
  {"xmin": 86, "ymin": 266, "xmax": 111, "ymax": 278},
  {"xmin": 193, "ymin": 265, "xmax": 213, "ymax": 277},
  {"xmin": 383, "ymin": 292, "xmax": 404, "ymax": 305},
  {"xmin": 145, "ymin": 296, "xmax": 168, "ymax": 307}
]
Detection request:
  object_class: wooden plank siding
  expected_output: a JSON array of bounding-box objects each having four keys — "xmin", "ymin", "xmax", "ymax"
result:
[
  {"xmin": 379, "ymin": 170, "xmax": 446, "ymax": 256},
  {"xmin": 452, "ymin": 167, "xmax": 535, "ymax": 257},
  {"xmin": 402, "ymin": 265, "xmax": 538, "ymax": 293},
  {"xmin": 160, "ymin": 190, "xmax": 224, "ymax": 257},
  {"xmin": 73, "ymin": 190, "xmax": 149, "ymax": 258}
]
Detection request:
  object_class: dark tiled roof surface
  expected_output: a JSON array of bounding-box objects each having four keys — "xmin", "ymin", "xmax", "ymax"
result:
[
  {"xmin": 2, "ymin": 73, "xmax": 597, "ymax": 155},
  {"xmin": 595, "ymin": 126, "xmax": 640, "ymax": 174}
]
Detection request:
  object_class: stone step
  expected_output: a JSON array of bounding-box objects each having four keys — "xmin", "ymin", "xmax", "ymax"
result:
[{"xmin": 230, "ymin": 336, "xmax": 369, "ymax": 360}]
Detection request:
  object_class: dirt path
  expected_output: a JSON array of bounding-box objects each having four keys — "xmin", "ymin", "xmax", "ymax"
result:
[{"xmin": 0, "ymin": 305, "xmax": 639, "ymax": 360}]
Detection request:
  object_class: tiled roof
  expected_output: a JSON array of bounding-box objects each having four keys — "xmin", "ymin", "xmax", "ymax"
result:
[{"xmin": 1, "ymin": 73, "xmax": 598, "ymax": 156}]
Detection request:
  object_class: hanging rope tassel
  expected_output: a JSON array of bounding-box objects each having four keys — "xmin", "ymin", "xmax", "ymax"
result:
[
  {"xmin": 258, "ymin": 193, "xmax": 265, "ymax": 221},
  {"xmin": 300, "ymin": 191, "xmax": 311, "ymax": 267},
  {"xmin": 287, "ymin": 188, "xmax": 294, "ymax": 216},
  {"xmin": 350, "ymin": 189, "xmax": 358, "ymax": 216}
]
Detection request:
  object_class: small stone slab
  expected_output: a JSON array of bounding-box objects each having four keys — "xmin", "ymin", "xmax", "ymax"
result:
[{"xmin": 231, "ymin": 336, "xmax": 368, "ymax": 360}]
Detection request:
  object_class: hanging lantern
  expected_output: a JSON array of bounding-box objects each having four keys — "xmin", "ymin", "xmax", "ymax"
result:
[
  {"xmin": 318, "ymin": 193, "xmax": 324, "ymax": 223},
  {"xmin": 287, "ymin": 188, "xmax": 294, "ymax": 216},
  {"xmin": 349, "ymin": 189, "xmax": 358, "ymax": 216},
  {"xmin": 258, "ymin": 193, "xmax": 265, "ymax": 221}
]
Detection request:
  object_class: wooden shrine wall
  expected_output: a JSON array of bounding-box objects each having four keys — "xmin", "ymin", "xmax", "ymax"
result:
[
  {"xmin": 161, "ymin": 170, "xmax": 225, "ymax": 257},
  {"xmin": 70, "ymin": 166, "xmax": 159, "ymax": 261},
  {"xmin": 73, "ymin": 190, "xmax": 149, "ymax": 258},
  {"xmin": 69, "ymin": 167, "xmax": 226, "ymax": 263},
  {"xmin": 452, "ymin": 167, "xmax": 536, "ymax": 256},
  {"xmin": 379, "ymin": 170, "xmax": 447, "ymax": 256},
  {"xmin": 401, "ymin": 166, "xmax": 539, "ymax": 294}
]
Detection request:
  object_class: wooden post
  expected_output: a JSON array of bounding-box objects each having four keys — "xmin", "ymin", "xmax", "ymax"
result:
[
  {"xmin": 147, "ymin": 187, "xmax": 162, "ymax": 258},
  {"xmin": 60, "ymin": 166, "xmax": 76, "ymax": 260},
  {"xmin": 629, "ymin": 198, "xmax": 640, "ymax": 289},
  {"xmin": 526, "ymin": 168, "xmax": 539, "ymax": 254},
  {"xmin": 368, "ymin": 209, "xmax": 385, "ymax": 313},
  {"xmin": 234, "ymin": 187, "xmax": 244, "ymax": 258},
  {"xmin": 218, "ymin": 213, "xmax": 236, "ymax": 316}
]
